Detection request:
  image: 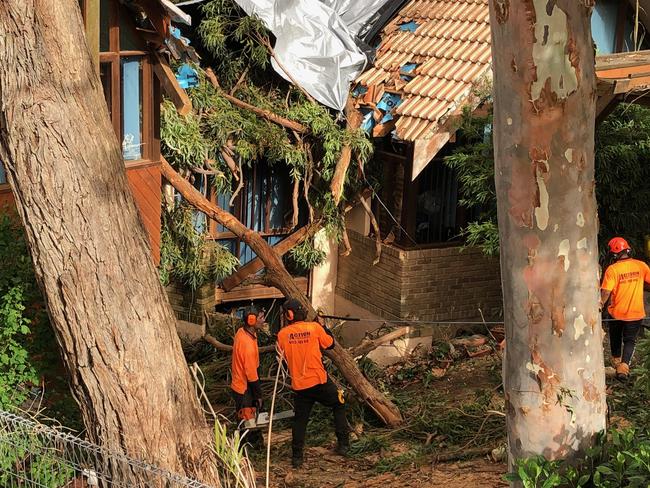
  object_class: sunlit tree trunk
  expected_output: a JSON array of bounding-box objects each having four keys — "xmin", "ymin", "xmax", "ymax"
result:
[
  {"xmin": 0, "ymin": 1, "xmax": 219, "ymax": 483},
  {"xmin": 488, "ymin": 0, "xmax": 606, "ymax": 467}
]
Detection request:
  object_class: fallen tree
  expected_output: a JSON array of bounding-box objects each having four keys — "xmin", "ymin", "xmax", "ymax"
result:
[{"xmin": 162, "ymin": 159, "xmax": 403, "ymax": 426}]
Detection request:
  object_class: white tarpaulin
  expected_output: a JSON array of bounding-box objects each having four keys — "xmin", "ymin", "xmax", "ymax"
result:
[{"xmin": 233, "ymin": 0, "xmax": 392, "ymax": 111}]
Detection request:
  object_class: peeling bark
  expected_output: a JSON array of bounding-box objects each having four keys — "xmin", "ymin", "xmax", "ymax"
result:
[
  {"xmin": 489, "ymin": 0, "xmax": 606, "ymax": 468},
  {"xmin": 0, "ymin": 2, "xmax": 219, "ymax": 483}
]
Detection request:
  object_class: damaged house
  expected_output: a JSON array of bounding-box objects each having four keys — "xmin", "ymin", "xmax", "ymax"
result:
[
  {"xmin": 1, "ymin": 0, "xmax": 194, "ymax": 263},
  {"xmin": 319, "ymin": 0, "xmax": 650, "ymax": 344}
]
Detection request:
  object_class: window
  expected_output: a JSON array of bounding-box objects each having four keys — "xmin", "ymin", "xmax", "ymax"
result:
[
  {"xmin": 196, "ymin": 161, "xmax": 302, "ymax": 268},
  {"xmin": 91, "ymin": 0, "xmax": 155, "ymax": 163},
  {"xmin": 0, "ymin": 162, "xmax": 6, "ymax": 185}
]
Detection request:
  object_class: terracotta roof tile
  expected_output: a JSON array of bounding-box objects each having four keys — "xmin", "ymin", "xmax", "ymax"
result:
[{"xmin": 354, "ymin": 0, "xmax": 491, "ymax": 141}]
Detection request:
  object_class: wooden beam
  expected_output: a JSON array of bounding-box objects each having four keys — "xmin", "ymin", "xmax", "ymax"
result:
[
  {"xmin": 215, "ymin": 277, "xmax": 310, "ymax": 303},
  {"xmin": 152, "ymin": 51, "xmax": 192, "ymax": 116},
  {"xmin": 220, "ymin": 223, "xmax": 320, "ymax": 291},
  {"xmin": 84, "ymin": 0, "xmax": 100, "ymax": 75}
]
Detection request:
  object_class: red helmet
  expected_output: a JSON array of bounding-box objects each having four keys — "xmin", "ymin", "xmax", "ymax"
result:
[{"xmin": 608, "ymin": 237, "xmax": 631, "ymax": 254}]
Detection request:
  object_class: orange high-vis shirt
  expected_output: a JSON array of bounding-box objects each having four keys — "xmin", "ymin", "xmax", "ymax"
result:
[
  {"xmin": 601, "ymin": 258, "xmax": 650, "ymax": 321},
  {"xmin": 277, "ymin": 321, "xmax": 334, "ymax": 391},
  {"xmin": 230, "ymin": 327, "xmax": 259, "ymax": 395}
]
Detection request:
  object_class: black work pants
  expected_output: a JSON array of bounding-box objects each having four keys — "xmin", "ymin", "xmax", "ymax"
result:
[
  {"xmin": 292, "ymin": 378, "xmax": 348, "ymax": 458},
  {"xmin": 609, "ymin": 320, "xmax": 642, "ymax": 365}
]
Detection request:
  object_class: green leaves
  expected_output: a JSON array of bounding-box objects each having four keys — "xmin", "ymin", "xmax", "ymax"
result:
[
  {"xmin": 159, "ymin": 203, "xmax": 239, "ymax": 290},
  {"xmin": 507, "ymin": 429, "xmax": 650, "ymax": 488},
  {"xmin": 0, "ymin": 286, "xmax": 38, "ymax": 409}
]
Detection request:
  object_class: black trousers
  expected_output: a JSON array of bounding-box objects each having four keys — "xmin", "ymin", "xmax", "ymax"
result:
[
  {"xmin": 292, "ymin": 378, "xmax": 348, "ymax": 458},
  {"xmin": 609, "ymin": 320, "xmax": 642, "ymax": 365}
]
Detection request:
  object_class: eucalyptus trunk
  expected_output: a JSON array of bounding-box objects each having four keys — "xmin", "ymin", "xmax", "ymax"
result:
[
  {"xmin": 488, "ymin": 0, "xmax": 606, "ymax": 466},
  {"xmin": 0, "ymin": 1, "xmax": 219, "ymax": 483}
]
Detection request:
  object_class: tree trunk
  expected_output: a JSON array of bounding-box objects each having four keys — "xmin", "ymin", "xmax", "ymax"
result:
[
  {"xmin": 0, "ymin": 2, "xmax": 218, "ymax": 483},
  {"xmin": 162, "ymin": 160, "xmax": 404, "ymax": 427},
  {"xmin": 489, "ymin": 0, "xmax": 606, "ymax": 467}
]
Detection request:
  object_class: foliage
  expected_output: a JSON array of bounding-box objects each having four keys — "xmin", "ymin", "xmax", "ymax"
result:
[
  {"xmin": 0, "ymin": 287, "xmax": 38, "ymax": 408},
  {"xmin": 160, "ymin": 0, "xmax": 375, "ymax": 279},
  {"xmin": 506, "ymin": 429, "xmax": 650, "ymax": 488},
  {"xmin": 213, "ymin": 419, "xmax": 257, "ymax": 487},
  {"xmin": 160, "ymin": 203, "xmax": 239, "ymax": 290},
  {"xmin": 595, "ymin": 103, "xmax": 650, "ymax": 255},
  {"xmin": 288, "ymin": 238, "xmax": 326, "ymax": 270},
  {"xmin": 0, "ymin": 429, "xmax": 74, "ymax": 488},
  {"xmin": 444, "ymin": 103, "xmax": 650, "ymax": 257}
]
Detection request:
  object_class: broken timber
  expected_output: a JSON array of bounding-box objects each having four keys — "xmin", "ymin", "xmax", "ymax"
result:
[{"xmin": 152, "ymin": 51, "xmax": 192, "ymax": 116}]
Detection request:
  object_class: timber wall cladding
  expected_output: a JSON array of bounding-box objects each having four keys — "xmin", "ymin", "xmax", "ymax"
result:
[
  {"xmin": 0, "ymin": 167, "xmax": 161, "ymax": 264},
  {"xmin": 125, "ymin": 164, "xmax": 161, "ymax": 265},
  {"xmin": 336, "ymin": 231, "xmax": 503, "ymax": 321}
]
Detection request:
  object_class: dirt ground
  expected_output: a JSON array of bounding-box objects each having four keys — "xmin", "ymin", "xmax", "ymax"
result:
[
  {"xmin": 260, "ymin": 448, "xmax": 507, "ymax": 487},
  {"xmin": 252, "ymin": 351, "xmax": 509, "ymax": 487}
]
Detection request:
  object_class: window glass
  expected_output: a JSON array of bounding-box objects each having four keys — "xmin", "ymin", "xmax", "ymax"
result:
[
  {"xmin": 121, "ymin": 57, "xmax": 143, "ymax": 161},
  {"xmin": 0, "ymin": 162, "xmax": 6, "ymax": 185}
]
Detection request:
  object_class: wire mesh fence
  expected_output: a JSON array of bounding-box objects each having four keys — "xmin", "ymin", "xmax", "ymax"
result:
[{"xmin": 0, "ymin": 410, "xmax": 215, "ymax": 488}]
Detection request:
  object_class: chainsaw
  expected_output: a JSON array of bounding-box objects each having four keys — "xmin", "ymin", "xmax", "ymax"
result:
[{"xmin": 242, "ymin": 409, "xmax": 295, "ymax": 430}]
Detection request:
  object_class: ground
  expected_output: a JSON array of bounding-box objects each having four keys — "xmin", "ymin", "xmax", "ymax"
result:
[{"xmin": 251, "ymin": 346, "xmax": 510, "ymax": 488}]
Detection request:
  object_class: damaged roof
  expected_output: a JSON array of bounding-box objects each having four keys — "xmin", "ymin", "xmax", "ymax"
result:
[{"xmin": 354, "ymin": 0, "xmax": 491, "ymax": 178}]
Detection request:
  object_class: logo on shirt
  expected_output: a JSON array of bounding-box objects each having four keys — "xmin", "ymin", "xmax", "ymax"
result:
[
  {"xmin": 620, "ymin": 271, "xmax": 640, "ymax": 283},
  {"xmin": 288, "ymin": 331, "xmax": 311, "ymax": 344}
]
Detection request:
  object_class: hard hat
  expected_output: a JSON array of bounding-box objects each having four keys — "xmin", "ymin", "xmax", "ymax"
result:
[{"xmin": 608, "ymin": 237, "xmax": 631, "ymax": 254}]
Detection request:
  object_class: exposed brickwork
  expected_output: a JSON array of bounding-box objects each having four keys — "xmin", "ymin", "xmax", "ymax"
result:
[
  {"xmin": 336, "ymin": 231, "xmax": 502, "ymax": 321},
  {"xmin": 166, "ymin": 281, "xmax": 216, "ymax": 324}
]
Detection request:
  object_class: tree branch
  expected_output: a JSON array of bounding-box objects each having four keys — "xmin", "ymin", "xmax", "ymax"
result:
[
  {"xmin": 330, "ymin": 98, "xmax": 364, "ymax": 204},
  {"xmin": 349, "ymin": 327, "xmax": 410, "ymax": 358},
  {"xmin": 204, "ymin": 68, "xmax": 308, "ymax": 134}
]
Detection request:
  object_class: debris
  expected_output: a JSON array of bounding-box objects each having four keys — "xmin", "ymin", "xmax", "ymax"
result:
[{"xmin": 451, "ymin": 335, "xmax": 488, "ymax": 348}]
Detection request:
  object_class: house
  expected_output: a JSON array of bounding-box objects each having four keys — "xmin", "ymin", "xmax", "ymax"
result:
[
  {"xmin": 0, "ymin": 0, "xmax": 194, "ymax": 266},
  {"xmin": 317, "ymin": 0, "xmax": 650, "ymax": 344}
]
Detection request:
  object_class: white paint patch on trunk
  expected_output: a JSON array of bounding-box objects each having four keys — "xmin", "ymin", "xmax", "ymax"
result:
[
  {"xmin": 507, "ymin": 117, "xmax": 513, "ymax": 125},
  {"xmin": 574, "ymin": 314, "xmax": 589, "ymax": 340},
  {"xmin": 576, "ymin": 212, "xmax": 585, "ymax": 227},
  {"xmin": 558, "ymin": 239, "xmax": 570, "ymax": 271},
  {"xmin": 577, "ymin": 237, "xmax": 587, "ymax": 249},
  {"xmin": 565, "ymin": 148, "xmax": 573, "ymax": 162},
  {"xmin": 535, "ymin": 168, "xmax": 550, "ymax": 230},
  {"xmin": 530, "ymin": 1, "xmax": 578, "ymax": 101}
]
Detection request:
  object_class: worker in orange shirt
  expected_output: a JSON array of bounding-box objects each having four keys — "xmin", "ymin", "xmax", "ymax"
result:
[
  {"xmin": 277, "ymin": 299, "xmax": 348, "ymax": 468},
  {"xmin": 231, "ymin": 308, "xmax": 264, "ymax": 446},
  {"xmin": 600, "ymin": 237, "xmax": 650, "ymax": 380}
]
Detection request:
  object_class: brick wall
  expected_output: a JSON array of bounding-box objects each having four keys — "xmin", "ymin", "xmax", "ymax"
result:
[{"xmin": 336, "ymin": 231, "xmax": 503, "ymax": 321}]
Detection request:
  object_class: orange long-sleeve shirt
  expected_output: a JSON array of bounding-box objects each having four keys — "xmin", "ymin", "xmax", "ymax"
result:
[
  {"xmin": 230, "ymin": 327, "xmax": 259, "ymax": 395},
  {"xmin": 277, "ymin": 321, "xmax": 334, "ymax": 391}
]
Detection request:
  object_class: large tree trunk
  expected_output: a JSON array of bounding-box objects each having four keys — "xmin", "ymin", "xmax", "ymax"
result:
[
  {"xmin": 0, "ymin": 2, "xmax": 218, "ymax": 483},
  {"xmin": 489, "ymin": 0, "xmax": 606, "ymax": 467},
  {"xmin": 162, "ymin": 160, "xmax": 404, "ymax": 427}
]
